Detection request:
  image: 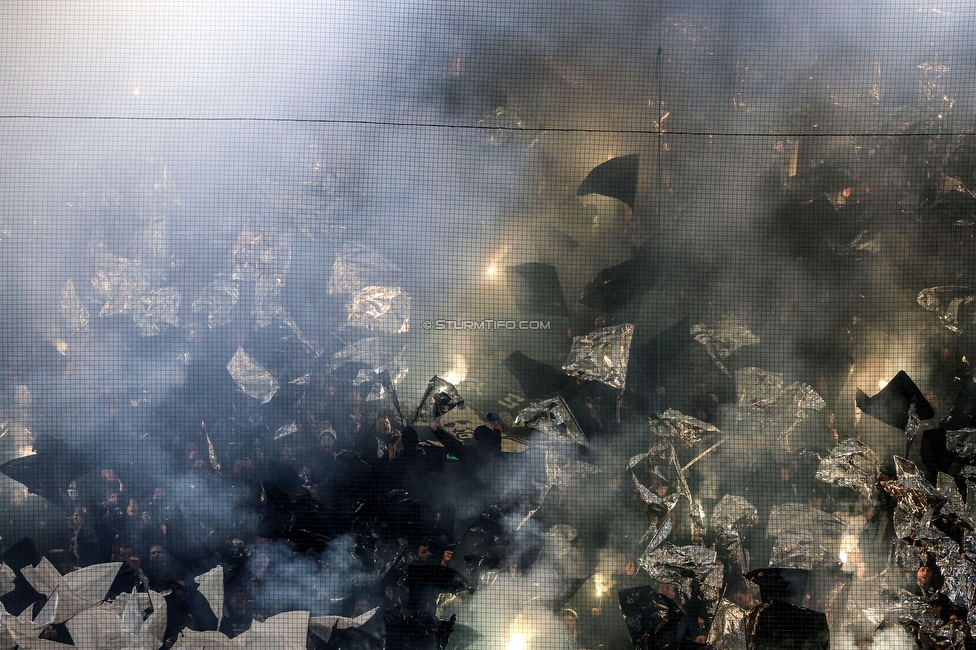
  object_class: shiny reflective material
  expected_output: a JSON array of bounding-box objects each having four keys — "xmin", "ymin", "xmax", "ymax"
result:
[
  {"xmin": 515, "ymin": 396, "xmax": 588, "ymax": 447},
  {"xmin": 649, "ymin": 408, "xmax": 720, "ymax": 447},
  {"xmin": 917, "ymin": 286, "xmax": 976, "ymax": 333},
  {"xmin": 414, "ymin": 376, "xmax": 464, "ymax": 423},
  {"xmin": 59, "ymin": 279, "xmax": 89, "ymax": 331},
  {"xmin": 231, "ymin": 227, "xmax": 293, "ymax": 330},
  {"xmin": 191, "ymin": 275, "xmax": 239, "ymax": 329},
  {"xmin": 735, "ymin": 367, "xmax": 825, "ymax": 427},
  {"xmin": 708, "ymin": 599, "xmax": 747, "ymax": 650},
  {"xmin": 274, "ymin": 422, "xmax": 299, "ymax": 440},
  {"xmin": 691, "ymin": 315, "xmax": 758, "ymax": 369},
  {"xmin": 545, "ymin": 448, "xmax": 598, "ymax": 488},
  {"xmin": 815, "ymin": 438, "xmax": 880, "ymax": 501},
  {"xmin": 882, "ymin": 457, "xmax": 944, "ymax": 539},
  {"xmin": 227, "ymin": 347, "xmax": 279, "ymax": 404},
  {"xmin": 562, "ymin": 323, "xmax": 634, "ymax": 390},
  {"xmin": 905, "ymin": 402, "xmax": 921, "ymax": 443},
  {"xmin": 712, "ymin": 495, "xmax": 758, "ymax": 535},
  {"xmin": 637, "ymin": 543, "xmax": 717, "ymax": 600},
  {"xmin": 333, "ymin": 337, "xmax": 408, "ymax": 401},
  {"xmin": 946, "ymin": 428, "xmax": 976, "ymax": 459},
  {"xmin": 767, "ymin": 504, "xmax": 846, "ymax": 569},
  {"xmin": 329, "ymin": 243, "xmax": 400, "ymax": 295},
  {"xmin": 92, "ymin": 253, "xmax": 181, "ymax": 336},
  {"xmin": 345, "ymin": 285, "xmax": 411, "ymax": 334}
]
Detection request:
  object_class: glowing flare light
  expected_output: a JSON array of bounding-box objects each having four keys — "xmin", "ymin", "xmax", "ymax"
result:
[{"xmin": 507, "ymin": 632, "xmax": 528, "ymax": 650}]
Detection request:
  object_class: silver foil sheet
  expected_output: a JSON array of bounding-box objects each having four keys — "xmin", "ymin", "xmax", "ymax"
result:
[{"xmin": 561, "ymin": 323, "xmax": 634, "ymax": 390}]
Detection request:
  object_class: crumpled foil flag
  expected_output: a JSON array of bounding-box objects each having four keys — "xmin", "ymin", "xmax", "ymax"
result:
[
  {"xmin": 478, "ymin": 104, "xmax": 541, "ymax": 146},
  {"xmin": 274, "ymin": 422, "xmax": 299, "ymax": 440},
  {"xmin": 631, "ymin": 471, "xmax": 680, "ymax": 515},
  {"xmin": 229, "ymin": 228, "xmax": 318, "ymax": 353},
  {"xmin": 413, "ymin": 375, "xmax": 464, "ymax": 423},
  {"xmin": 628, "ymin": 450, "xmax": 680, "ymax": 516},
  {"xmin": 691, "ymin": 315, "xmax": 758, "ymax": 371},
  {"xmin": 924, "ymin": 620, "xmax": 969, "ymax": 650},
  {"xmin": 708, "ymin": 599, "xmax": 748, "ymax": 650},
  {"xmin": 60, "ymin": 279, "xmax": 89, "ymax": 331},
  {"xmin": 191, "ymin": 274, "xmax": 239, "ymax": 329},
  {"xmin": 132, "ymin": 287, "xmax": 181, "ymax": 336},
  {"xmin": 227, "ymin": 347, "xmax": 279, "ymax": 404},
  {"xmin": 826, "ymin": 230, "xmax": 881, "ymax": 257},
  {"xmin": 649, "ymin": 408, "xmax": 720, "ymax": 447},
  {"xmin": 917, "ymin": 286, "xmax": 976, "ymax": 333},
  {"xmin": 881, "ymin": 456, "xmax": 945, "ymax": 539},
  {"xmin": 92, "ymin": 253, "xmax": 180, "ymax": 336},
  {"xmin": 712, "ymin": 495, "xmax": 758, "ymax": 575},
  {"xmin": 712, "ymin": 495, "xmax": 758, "ymax": 536},
  {"xmin": 895, "ymin": 588, "xmax": 969, "ymax": 649},
  {"xmin": 735, "ymin": 367, "xmax": 825, "ymax": 426},
  {"xmin": 545, "ymin": 448, "xmax": 599, "ymax": 488},
  {"xmin": 515, "ymin": 396, "xmax": 589, "ymax": 447},
  {"xmin": 638, "ymin": 543, "xmax": 717, "ymax": 601},
  {"xmin": 815, "ymin": 437, "xmax": 880, "ymax": 501},
  {"xmin": 345, "ymin": 285, "xmax": 410, "ymax": 334},
  {"xmin": 562, "ymin": 323, "xmax": 634, "ymax": 390},
  {"xmin": 893, "ymin": 526, "xmax": 957, "ymax": 575},
  {"xmin": 231, "ymin": 227, "xmax": 290, "ymax": 285},
  {"xmin": 642, "ymin": 518, "xmax": 675, "ymax": 555},
  {"xmin": 329, "ymin": 243, "xmax": 401, "ymax": 295},
  {"xmin": 946, "ymin": 428, "xmax": 976, "ymax": 461},
  {"xmin": 892, "ymin": 524, "xmax": 976, "ymax": 617},
  {"xmin": 92, "ymin": 253, "xmax": 157, "ymax": 317},
  {"xmin": 936, "ymin": 471, "xmax": 967, "ymax": 519},
  {"xmin": 333, "ymin": 337, "xmax": 408, "ymax": 401},
  {"xmin": 767, "ymin": 504, "xmax": 846, "ymax": 569}
]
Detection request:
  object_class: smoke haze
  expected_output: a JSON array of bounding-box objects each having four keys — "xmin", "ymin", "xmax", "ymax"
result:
[{"xmin": 1, "ymin": 1, "xmax": 976, "ymax": 648}]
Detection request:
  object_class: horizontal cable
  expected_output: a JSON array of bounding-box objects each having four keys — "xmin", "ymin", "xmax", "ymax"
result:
[{"xmin": 0, "ymin": 115, "xmax": 969, "ymax": 137}]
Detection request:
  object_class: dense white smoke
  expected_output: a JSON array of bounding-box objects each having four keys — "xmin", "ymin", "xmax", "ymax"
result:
[{"xmin": 1, "ymin": 2, "xmax": 975, "ymax": 649}]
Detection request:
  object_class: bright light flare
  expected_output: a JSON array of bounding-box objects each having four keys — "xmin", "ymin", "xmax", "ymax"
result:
[
  {"xmin": 444, "ymin": 355, "xmax": 467, "ymax": 386},
  {"xmin": 506, "ymin": 632, "xmax": 527, "ymax": 650},
  {"xmin": 484, "ymin": 244, "xmax": 510, "ymax": 281},
  {"xmin": 839, "ymin": 551, "xmax": 848, "ymax": 564},
  {"xmin": 878, "ymin": 379, "xmax": 888, "ymax": 390}
]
